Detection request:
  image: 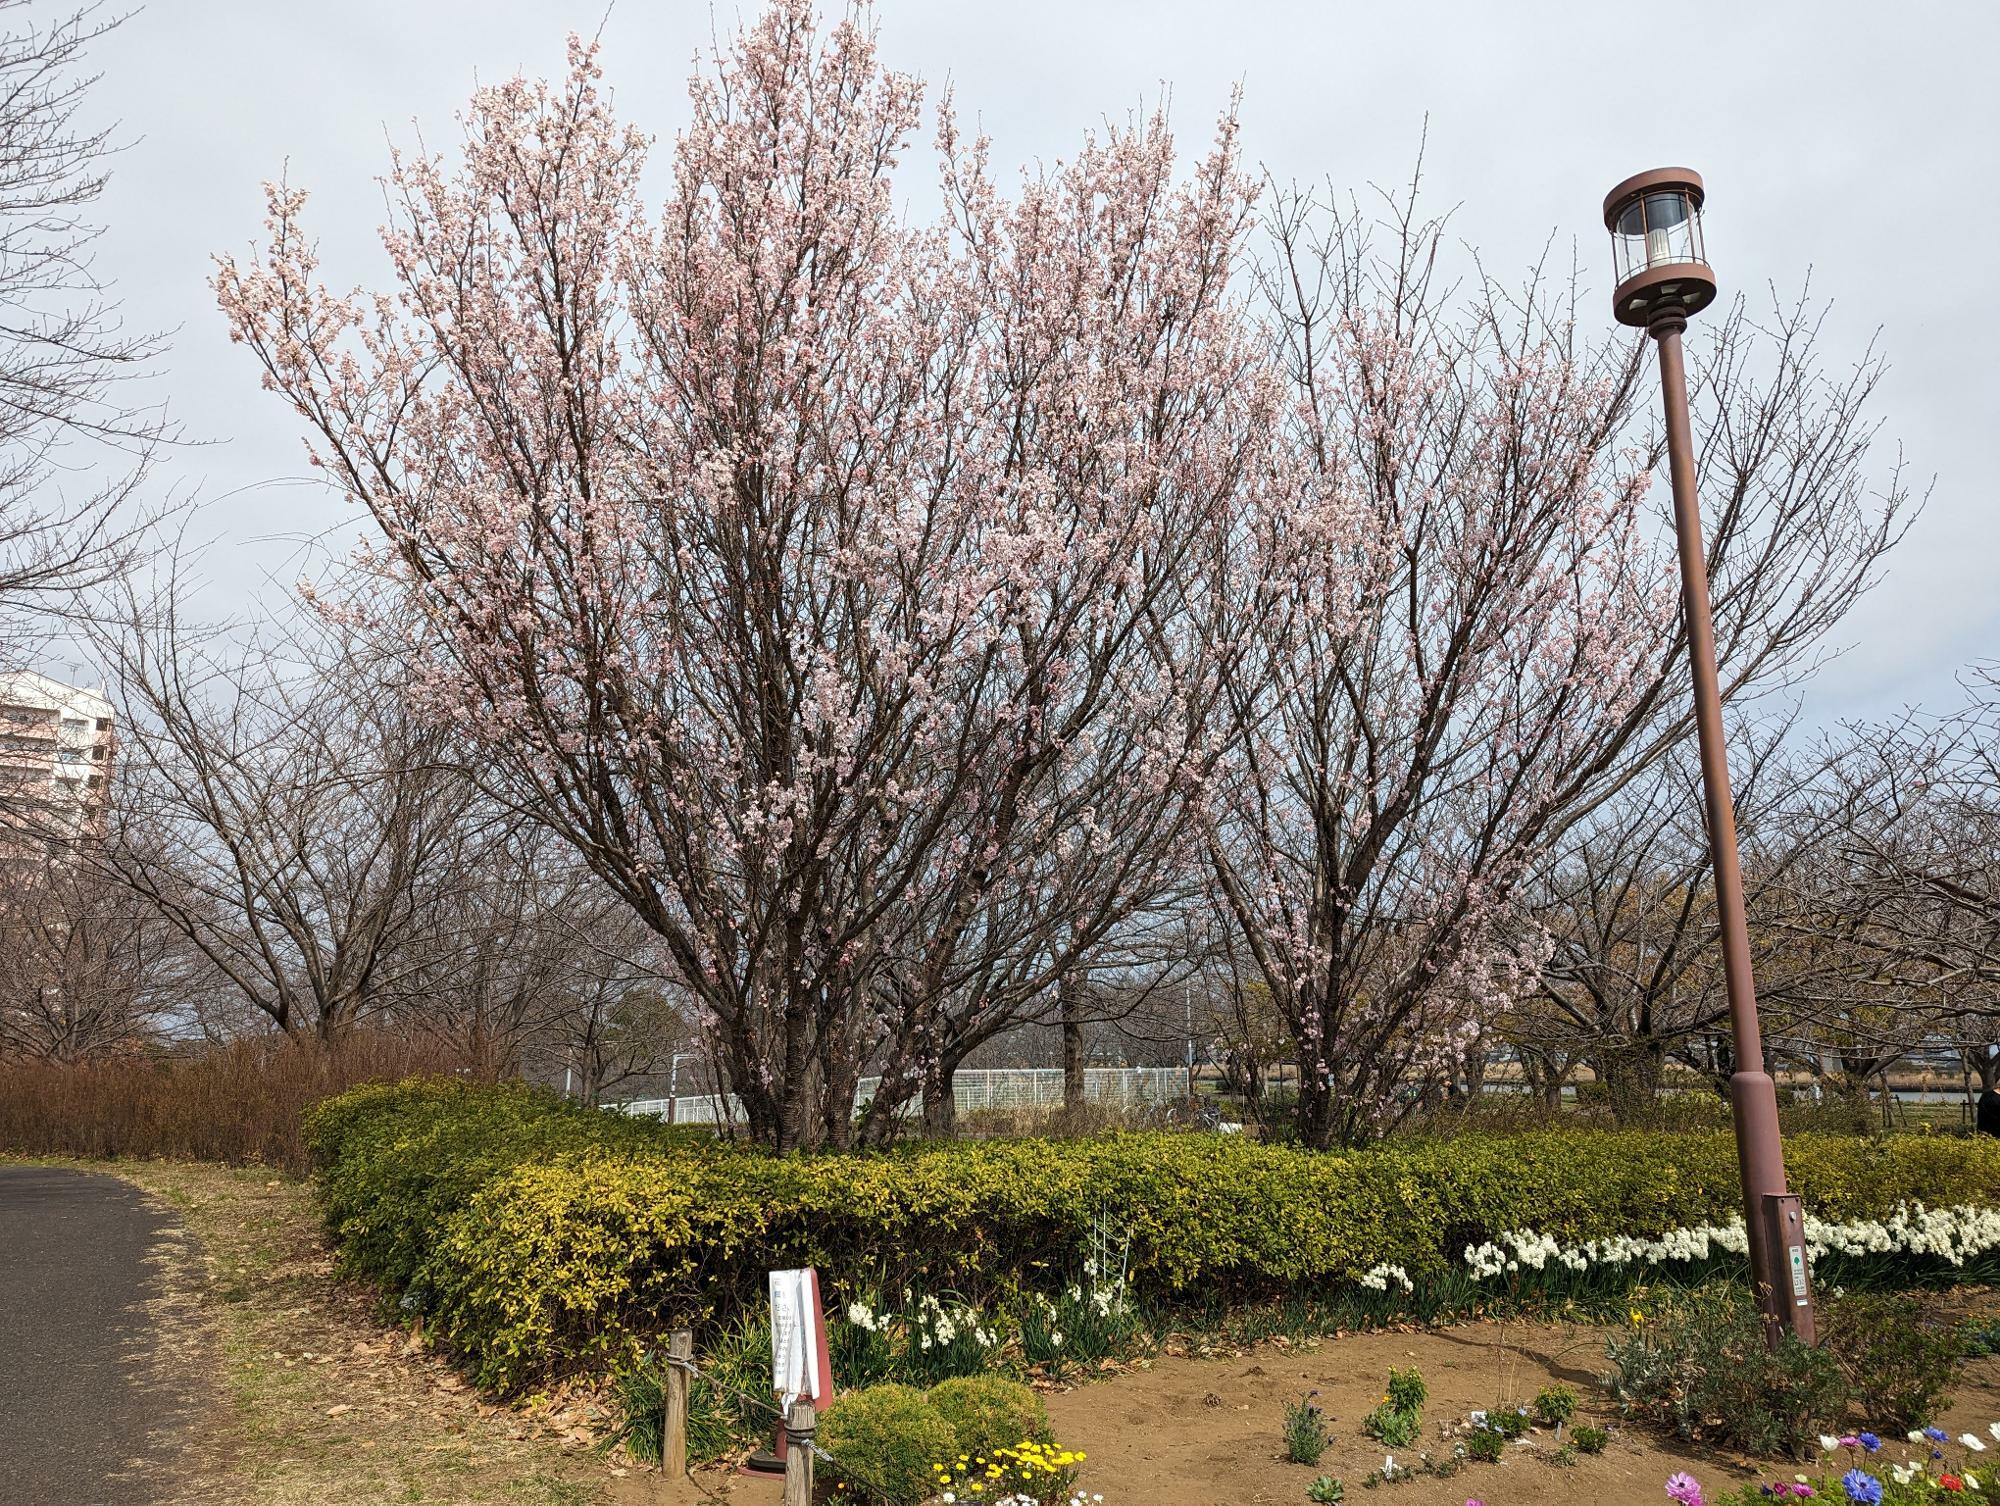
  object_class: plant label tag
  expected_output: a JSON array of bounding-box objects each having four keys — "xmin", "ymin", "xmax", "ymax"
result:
[
  {"xmin": 767, "ymin": 1268, "xmax": 833, "ymax": 1407},
  {"xmin": 1788, "ymin": 1245, "xmax": 1807, "ymax": 1298},
  {"xmin": 769, "ymin": 1269, "xmax": 810, "ymax": 1404}
]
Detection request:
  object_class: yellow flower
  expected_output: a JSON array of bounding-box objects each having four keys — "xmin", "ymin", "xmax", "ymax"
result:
[{"xmin": 1629, "ymin": 1308, "xmax": 1646, "ymax": 1325}]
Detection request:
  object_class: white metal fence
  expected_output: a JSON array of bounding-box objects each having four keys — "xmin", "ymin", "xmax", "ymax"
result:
[
  {"xmin": 615, "ymin": 1064, "xmax": 1189, "ymax": 1128},
  {"xmin": 615, "ymin": 1091, "xmax": 742, "ymax": 1125}
]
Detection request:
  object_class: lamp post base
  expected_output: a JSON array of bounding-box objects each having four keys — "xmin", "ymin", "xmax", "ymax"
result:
[{"xmin": 1728, "ymin": 1068, "xmax": 1815, "ymax": 1343}]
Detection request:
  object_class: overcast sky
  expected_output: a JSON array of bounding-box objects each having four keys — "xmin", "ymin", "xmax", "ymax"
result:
[{"xmin": 78, "ymin": 0, "xmax": 1997, "ymax": 723}]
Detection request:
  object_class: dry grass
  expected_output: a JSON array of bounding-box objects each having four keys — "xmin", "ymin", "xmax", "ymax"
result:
[
  {"xmin": 0, "ymin": 1035, "xmax": 487, "ymax": 1170},
  {"xmin": 85, "ymin": 1158, "xmax": 636, "ymax": 1506}
]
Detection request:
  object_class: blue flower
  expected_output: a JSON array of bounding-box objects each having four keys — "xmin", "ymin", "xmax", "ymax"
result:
[
  {"xmin": 1926, "ymin": 1427, "xmax": 1951, "ymax": 1443},
  {"xmin": 1857, "ymin": 1432, "xmax": 1881, "ymax": 1453},
  {"xmin": 1839, "ymin": 1469, "xmax": 1882, "ymax": 1506}
]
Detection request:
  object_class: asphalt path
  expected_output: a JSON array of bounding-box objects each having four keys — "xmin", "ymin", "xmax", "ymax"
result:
[{"xmin": 0, "ymin": 1167, "xmax": 192, "ymax": 1506}]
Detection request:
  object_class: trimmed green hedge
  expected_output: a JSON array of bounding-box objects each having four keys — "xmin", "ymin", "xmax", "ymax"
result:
[{"xmin": 305, "ymin": 1078, "xmax": 2000, "ymax": 1392}]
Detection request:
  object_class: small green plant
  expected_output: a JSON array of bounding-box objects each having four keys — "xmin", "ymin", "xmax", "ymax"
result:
[
  {"xmin": 1385, "ymin": 1366, "xmax": 1427, "ymax": 1413},
  {"xmin": 1284, "ymin": 1391, "xmax": 1331, "ymax": 1465},
  {"xmin": 1822, "ymin": 1290, "xmax": 1964, "ymax": 1429},
  {"xmin": 1361, "ymin": 1367, "xmax": 1426, "ymax": 1449},
  {"xmin": 1604, "ymin": 1285, "xmax": 1848, "ymax": 1459},
  {"xmin": 1307, "ymin": 1476, "xmax": 1346, "ymax": 1504},
  {"xmin": 1361, "ymin": 1455, "xmax": 1412, "ymax": 1487},
  {"xmin": 1486, "ymin": 1405, "xmax": 1530, "ymax": 1440},
  {"xmin": 1549, "ymin": 1441, "xmax": 1579, "ymax": 1468},
  {"xmin": 1572, "ymin": 1422, "xmax": 1610, "ymax": 1454},
  {"xmin": 1465, "ymin": 1426, "xmax": 1506, "ymax": 1463},
  {"xmin": 1418, "ymin": 1447, "xmax": 1462, "ymax": 1479},
  {"xmin": 1532, "ymin": 1381, "xmax": 1578, "ymax": 1428},
  {"xmin": 1963, "ymin": 1315, "xmax": 2000, "ymax": 1358}
]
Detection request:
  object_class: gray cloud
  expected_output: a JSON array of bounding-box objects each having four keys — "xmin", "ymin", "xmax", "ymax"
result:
[{"xmin": 89, "ymin": 0, "xmax": 1997, "ymax": 722}]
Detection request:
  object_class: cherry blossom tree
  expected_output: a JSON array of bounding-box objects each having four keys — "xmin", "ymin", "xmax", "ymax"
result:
[
  {"xmin": 1199, "ymin": 186, "xmax": 1911, "ymax": 1148},
  {"xmin": 842, "ymin": 96, "xmax": 1270, "ymax": 1140},
  {"xmin": 215, "ymin": 3, "xmax": 1269, "ymax": 1147}
]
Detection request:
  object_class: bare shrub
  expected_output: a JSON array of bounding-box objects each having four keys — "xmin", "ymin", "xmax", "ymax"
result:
[{"xmin": 0, "ymin": 1031, "xmax": 485, "ymax": 1169}]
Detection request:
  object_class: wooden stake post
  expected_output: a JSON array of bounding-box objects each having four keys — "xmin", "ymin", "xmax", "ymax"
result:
[
  {"xmin": 783, "ymin": 1401, "xmax": 815, "ymax": 1506},
  {"xmin": 661, "ymin": 1329, "xmax": 692, "ymax": 1482}
]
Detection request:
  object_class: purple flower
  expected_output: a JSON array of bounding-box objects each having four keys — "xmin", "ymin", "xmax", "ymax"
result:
[
  {"xmin": 1667, "ymin": 1472, "xmax": 1706, "ymax": 1506},
  {"xmin": 1839, "ymin": 1470, "xmax": 1882, "ymax": 1506}
]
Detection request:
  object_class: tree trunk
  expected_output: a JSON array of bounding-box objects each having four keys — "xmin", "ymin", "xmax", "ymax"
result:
[
  {"xmin": 1595, "ymin": 1041, "xmax": 1667, "ymax": 1128},
  {"xmin": 1463, "ymin": 1046, "xmax": 1489, "ymax": 1098},
  {"xmin": 1060, "ymin": 974, "xmax": 1087, "ymax": 1115},
  {"xmin": 1292, "ymin": 1053, "xmax": 1335, "ymax": 1149},
  {"xmin": 920, "ymin": 1053, "xmax": 957, "ymax": 1138},
  {"xmin": 820, "ymin": 1053, "xmax": 859, "ymax": 1150},
  {"xmin": 777, "ymin": 1004, "xmax": 813, "ymax": 1152}
]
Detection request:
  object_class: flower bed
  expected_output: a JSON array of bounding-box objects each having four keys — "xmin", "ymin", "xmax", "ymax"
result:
[
  {"xmin": 305, "ymin": 1079, "xmax": 2000, "ymax": 1392},
  {"xmin": 1675, "ymin": 1424, "xmax": 2000, "ymax": 1502}
]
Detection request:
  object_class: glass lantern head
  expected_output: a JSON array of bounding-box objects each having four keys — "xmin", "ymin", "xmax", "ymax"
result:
[{"xmin": 1603, "ymin": 168, "xmax": 1716, "ymax": 328}]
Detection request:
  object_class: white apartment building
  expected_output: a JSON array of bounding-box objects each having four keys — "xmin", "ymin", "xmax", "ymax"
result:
[{"xmin": 0, "ymin": 670, "xmax": 116, "ymax": 852}]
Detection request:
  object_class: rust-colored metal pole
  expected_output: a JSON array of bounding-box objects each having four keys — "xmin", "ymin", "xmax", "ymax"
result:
[{"xmin": 1650, "ymin": 313, "xmax": 1815, "ymax": 1346}]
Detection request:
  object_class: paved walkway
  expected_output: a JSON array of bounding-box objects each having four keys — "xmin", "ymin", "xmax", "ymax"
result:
[{"xmin": 0, "ymin": 1167, "xmax": 196, "ymax": 1506}]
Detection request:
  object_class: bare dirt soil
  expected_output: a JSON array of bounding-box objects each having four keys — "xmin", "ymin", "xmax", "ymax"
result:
[
  {"xmin": 1040, "ymin": 1317, "xmax": 2000, "ymax": 1506},
  {"xmin": 688, "ymin": 1313, "xmax": 2000, "ymax": 1506}
]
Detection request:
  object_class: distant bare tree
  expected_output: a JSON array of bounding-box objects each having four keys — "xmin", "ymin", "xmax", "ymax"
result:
[
  {"xmin": 1822, "ymin": 672, "xmax": 2000, "ymax": 996},
  {"xmin": 386, "ymin": 824, "xmax": 685, "ymax": 1095},
  {"xmin": 0, "ymin": 842, "xmax": 191, "ymax": 1059},
  {"xmin": 92, "ymin": 577, "xmax": 490, "ymax": 1041},
  {"xmin": 1516, "ymin": 721, "xmax": 1824, "ymax": 1123},
  {"xmin": 0, "ymin": 4, "xmax": 165, "ymax": 687},
  {"xmin": 1743, "ymin": 677, "xmax": 2000, "ymax": 1107}
]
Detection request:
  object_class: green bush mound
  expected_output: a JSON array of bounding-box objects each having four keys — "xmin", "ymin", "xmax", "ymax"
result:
[
  {"xmin": 817, "ymin": 1383, "xmax": 960, "ymax": 1506},
  {"xmin": 929, "ymin": 1374, "xmax": 1050, "ymax": 1457},
  {"xmin": 821, "ymin": 1379, "xmax": 1069, "ymax": 1506},
  {"xmin": 304, "ymin": 1079, "xmax": 2000, "ymax": 1391}
]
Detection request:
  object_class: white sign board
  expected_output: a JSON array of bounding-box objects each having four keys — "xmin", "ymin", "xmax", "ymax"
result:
[{"xmin": 768, "ymin": 1268, "xmax": 823, "ymax": 1405}]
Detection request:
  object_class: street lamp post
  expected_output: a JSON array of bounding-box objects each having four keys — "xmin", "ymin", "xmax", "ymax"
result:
[{"xmin": 1602, "ymin": 168, "xmax": 1817, "ymax": 1346}]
